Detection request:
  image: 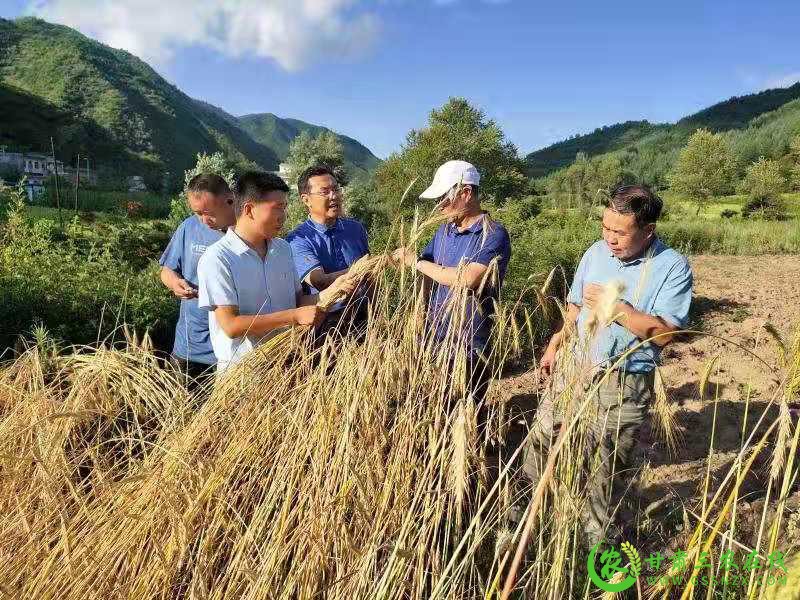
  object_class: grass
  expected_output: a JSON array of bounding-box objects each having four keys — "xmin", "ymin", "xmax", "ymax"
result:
[
  {"xmin": 659, "ymin": 218, "xmax": 800, "ymax": 255},
  {"xmin": 0, "ymin": 207, "xmax": 797, "ymax": 598},
  {"xmin": 663, "ymin": 191, "xmax": 800, "ymax": 220}
]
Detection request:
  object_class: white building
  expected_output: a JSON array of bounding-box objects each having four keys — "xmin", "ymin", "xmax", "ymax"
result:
[
  {"xmin": 127, "ymin": 175, "xmax": 147, "ymax": 192},
  {"xmin": 0, "ymin": 149, "xmax": 67, "ymax": 199}
]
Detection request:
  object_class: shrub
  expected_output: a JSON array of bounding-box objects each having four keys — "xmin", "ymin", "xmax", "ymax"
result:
[
  {"xmin": 0, "ymin": 210, "xmax": 175, "ymax": 351},
  {"xmin": 125, "ymin": 200, "xmax": 144, "ymax": 218},
  {"xmin": 741, "ymin": 196, "xmax": 787, "ymax": 221},
  {"xmin": 166, "ymin": 195, "xmax": 192, "ymax": 230},
  {"xmin": 659, "ymin": 200, "xmax": 689, "ymax": 222},
  {"xmin": 720, "ymin": 208, "xmax": 738, "ymax": 219}
]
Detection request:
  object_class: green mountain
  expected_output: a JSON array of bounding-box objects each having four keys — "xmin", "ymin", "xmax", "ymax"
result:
[
  {"xmin": 238, "ymin": 113, "xmax": 381, "ymax": 175},
  {"xmin": 0, "ymin": 17, "xmax": 282, "ymax": 188},
  {"xmin": 0, "ymin": 17, "xmax": 379, "ymax": 190},
  {"xmin": 524, "ymin": 121, "xmax": 667, "ymax": 179},
  {"xmin": 525, "ymin": 83, "xmax": 800, "ymax": 181}
]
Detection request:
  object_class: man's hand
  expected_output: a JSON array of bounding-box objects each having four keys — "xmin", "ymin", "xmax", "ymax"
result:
[
  {"xmin": 391, "ymin": 246, "xmax": 417, "ymax": 268},
  {"xmin": 172, "ymin": 279, "xmax": 198, "ymax": 299},
  {"xmin": 330, "ymin": 273, "xmax": 358, "ymax": 297},
  {"xmin": 582, "ymin": 282, "xmax": 604, "ymax": 311},
  {"xmin": 538, "ymin": 345, "xmax": 557, "ymax": 382},
  {"xmin": 293, "ymin": 305, "xmax": 326, "ymax": 327}
]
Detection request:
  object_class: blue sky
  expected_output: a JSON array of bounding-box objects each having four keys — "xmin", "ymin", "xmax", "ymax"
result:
[{"xmin": 4, "ymin": 0, "xmax": 800, "ymax": 158}]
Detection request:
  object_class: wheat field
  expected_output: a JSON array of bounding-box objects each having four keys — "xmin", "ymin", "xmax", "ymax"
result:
[{"xmin": 0, "ymin": 218, "xmax": 798, "ymax": 599}]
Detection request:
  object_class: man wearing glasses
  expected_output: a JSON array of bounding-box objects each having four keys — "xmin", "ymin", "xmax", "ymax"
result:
[
  {"xmin": 286, "ymin": 165, "xmax": 369, "ymax": 335},
  {"xmin": 391, "ymin": 160, "xmax": 512, "ymax": 406}
]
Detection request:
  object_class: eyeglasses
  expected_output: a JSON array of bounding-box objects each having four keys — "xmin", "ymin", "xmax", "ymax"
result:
[{"xmin": 308, "ymin": 185, "xmax": 342, "ymax": 198}]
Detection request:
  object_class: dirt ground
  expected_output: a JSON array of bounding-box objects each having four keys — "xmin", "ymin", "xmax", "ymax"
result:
[{"xmin": 494, "ymin": 255, "xmax": 800, "ymax": 548}]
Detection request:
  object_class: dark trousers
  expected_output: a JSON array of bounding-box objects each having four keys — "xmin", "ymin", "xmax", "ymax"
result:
[
  {"xmin": 520, "ymin": 368, "xmax": 655, "ymax": 543},
  {"xmin": 314, "ymin": 294, "xmax": 370, "ymax": 345},
  {"xmin": 169, "ymin": 354, "xmax": 214, "ymax": 394}
]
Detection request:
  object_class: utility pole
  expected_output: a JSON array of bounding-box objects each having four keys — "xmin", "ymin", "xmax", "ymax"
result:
[
  {"xmin": 75, "ymin": 153, "xmax": 80, "ymax": 211},
  {"xmin": 50, "ymin": 137, "xmax": 63, "ymax": 228}
]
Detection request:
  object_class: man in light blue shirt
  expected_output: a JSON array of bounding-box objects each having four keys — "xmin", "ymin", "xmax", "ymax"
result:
[
  {"xmin": 197, "ymin": 171, "xmax": 355, "ymax": 372},
  {"xmin": 159, "ymin": 173, "xmax": 235, "ymax": 381},
  {"xmin": 520, "ymin": 184, "xmax": 693, "ymax": 545},
  {"xmin": 287, "ymin": 165, "xmax": 370, "ymax": 336}
]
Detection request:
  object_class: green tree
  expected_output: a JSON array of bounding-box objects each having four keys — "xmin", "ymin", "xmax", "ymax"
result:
[
  {"xmin": 183, "ymin": 151, "xmax": 236, "ymax": 191},
  {"xmin": 545, "ymin": 153, "xmax": 622, "ymax": 211},
  {"xmin": 168, "ymin": 152, "xmax": 236, "ymax": 229},
  {"xmin": 668, "ymin": 129, "xmax": 736, "ymax": 214},
  {"xmin": 344, "ymin": 175, "xmax": 388, "ymax": 231},
  {"xmin": 375, "ymin": 98, "xmax": 528, "ymax": 214},
  {"xmin": 738, "ymin": 157, "xmax": 787, "ymax": 199},
  {"xmin": 594, "ymin": 155, "xmax": 624, "ymax": 197},
  {"xmin": 285, "ymin": 130, "xmax": 347, "ymax": 188},
  {"xmin": 739, "ymin": 157, "xmax": 788, "ymax": 220}
]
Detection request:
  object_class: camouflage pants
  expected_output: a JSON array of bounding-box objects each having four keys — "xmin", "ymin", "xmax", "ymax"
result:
[{"xmin": 520, "ymin": 368, "xmax": 655, "ymax": 543}]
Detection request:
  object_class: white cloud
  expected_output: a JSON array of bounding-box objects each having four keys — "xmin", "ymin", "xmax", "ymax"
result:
[
  {"xmin": 28, "ymin": 0, "xmax": 381, "ymax": 71},
  {"xmin": 766, "ymin": 72, "xmax": 800, "ymax": 89}
]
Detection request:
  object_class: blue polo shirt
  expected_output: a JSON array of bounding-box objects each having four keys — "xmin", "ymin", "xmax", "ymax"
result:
[
  {"xmin": 567, "ymin": 238, "xmax": 693, "ymax": 373},
  {"xmin": 420, "ymin": 215, "xmax": 511, "ymax": 356},
  {"xmin": 159, "ymin": 216, "xmax": 223, "ymax": 365},
  {"xmin": 197, "ymin": 229, "xmax": 301, "ymax": 372},
  {"xmin": 286, "ymin": 217, "xmax": 370, "ymax": 295}
]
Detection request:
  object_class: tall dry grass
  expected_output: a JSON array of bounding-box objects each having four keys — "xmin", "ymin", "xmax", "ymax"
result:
[{"xmin": 0, "ymin": 213, "xmax": 798, "ymax": 599}]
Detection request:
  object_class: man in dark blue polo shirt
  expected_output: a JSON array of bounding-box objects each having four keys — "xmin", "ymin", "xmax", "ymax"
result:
[
  {"xmin": 392, "ymin": 160, "xmax": 511, "ymax": 402},
  {"xmin": 286, "ymin": 165, "xmax": 369, "ymax": 335}
]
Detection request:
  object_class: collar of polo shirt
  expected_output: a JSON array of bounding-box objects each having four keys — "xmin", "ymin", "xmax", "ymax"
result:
[
  {"xmin": 448, "ymin": 213, "xmax": 487, "ymax": 235},
  {"xmin": 307, "ymin": 217, "xmax": 339, "ymax": 233},
  {"xmin": 227, "ymin": 228, "xmax": 272, "ymax": 257}
]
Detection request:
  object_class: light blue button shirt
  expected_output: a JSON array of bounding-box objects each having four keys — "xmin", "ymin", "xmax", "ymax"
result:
[
  {"xmin": 567, "ymin": 238, "xmax": 693, "ymax": 373},
  {"xmin": 197, "ymin": 229, "xmax": 301, "ymax": 371}
]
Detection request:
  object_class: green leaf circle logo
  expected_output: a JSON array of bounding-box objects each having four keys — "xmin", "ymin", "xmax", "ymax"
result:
[{"xmin": 587, "ymin": 541, "xmax": 639, "ymax": 593}]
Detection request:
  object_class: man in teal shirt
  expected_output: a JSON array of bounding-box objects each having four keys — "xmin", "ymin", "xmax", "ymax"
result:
[{"xmin": 520, "ymin": 184, "xmax": 693, "ymax": 545}]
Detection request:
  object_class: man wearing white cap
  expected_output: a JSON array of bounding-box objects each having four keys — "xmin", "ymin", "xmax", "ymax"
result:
[{"xmin": 392, "ymin": 160, "xmax": 512, "ymax": 403}]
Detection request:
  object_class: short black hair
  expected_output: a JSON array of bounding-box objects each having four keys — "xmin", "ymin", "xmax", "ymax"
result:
[
  {"xmin": 186, "ymin": 173, "xmax": 231, "ymax": 197},
  {"xmin": 297, "ymin": 164, "xmax": 338, "ymax": 196},
  {"xmin": 606, "ymin": 184, "xmax": 663, "ymax": 227},
  {"xmin": 234, "ymin": 171, "xmax": 290, "ymax": 217}
]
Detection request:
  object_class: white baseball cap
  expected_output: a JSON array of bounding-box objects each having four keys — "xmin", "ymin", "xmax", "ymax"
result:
[{"xmin": 419, "ymin": 160, "xmax": 481, "ymax": 200}]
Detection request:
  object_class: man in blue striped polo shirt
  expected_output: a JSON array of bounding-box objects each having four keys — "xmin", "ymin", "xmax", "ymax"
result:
[
  {"xmin": 392, "ymin": 160, "xmax": 512, "ymax": 404},
  {"xmin": 159, "ymin": 173, "xmax": 235, "ymax": 383}
]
